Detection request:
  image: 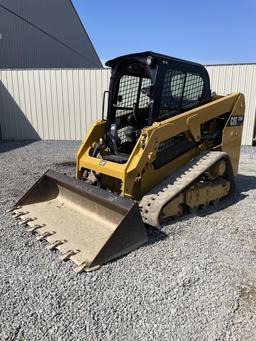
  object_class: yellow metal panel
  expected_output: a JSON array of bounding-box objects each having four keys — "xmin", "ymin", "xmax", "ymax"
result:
[
  {"xmin": 76, "ymin": 120, "xmax": 107, "ymax": 177},
  {"xmin": 79, "ymin": 156, "xmax": 126, "ymax": 179},
  {"xmin": 221, "ymin": 94, "xmax": 245, "ymax": 174}
]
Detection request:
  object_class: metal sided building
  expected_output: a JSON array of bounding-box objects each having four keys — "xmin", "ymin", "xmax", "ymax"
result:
[{"xmin": 0, "ymin": 0, "xmax": 102, "ymax": 69}]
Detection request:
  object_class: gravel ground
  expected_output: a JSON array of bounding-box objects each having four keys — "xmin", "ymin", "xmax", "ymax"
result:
[{"xmin": 0, "ymin": 141, "xmax": 256, "ymax": 341}]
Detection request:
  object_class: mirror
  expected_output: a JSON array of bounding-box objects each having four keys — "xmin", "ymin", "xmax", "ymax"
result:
[{"xmin": 141, "ymin": 85, "xmax": 154, "ymax": 97}]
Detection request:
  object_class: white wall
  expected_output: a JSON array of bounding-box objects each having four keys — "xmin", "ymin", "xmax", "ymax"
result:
[
  {"xmin": 0, "ymin": 69, "xmax": 110, "ymax": 140},
  {"xmin": 0, "ymin": 65, "xmax": 255, "ymax": 144}
]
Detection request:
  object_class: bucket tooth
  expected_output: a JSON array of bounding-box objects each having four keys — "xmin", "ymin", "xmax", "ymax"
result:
[
  {"xmin": 27, "ymin": 224, "xmax": 45, "ymax": 233},
  {"xmin": 59, "ymin": 250, "xmax": 79, "ymax": 261},
  {"xmin": 74, "ymin": 262, "xmax": 90, "ymax": 273},
  {"xmin": 84, "ymin": 265, "xmax": 100, "ymax": 272},
  {"xmin": 36, "ymin": 231, "xmax": 55, "ymax": 241},
  {"xmin": 84, "ymin": 265, "xmax": 101, "ymax": 272},
  {"xmin": 13, "ymin": 211, "xmax": 28, "ymax": 219},
  {"xmin": 47, "ymin": 240, "xmax": 66, "ymax": 251},
  {"xmin": 18, "ymin": 217, "xmax": 35, "ymax": 226},
  {"xmin": 6, "ymin": 206, "xmax": 21, "ymax": 213}
]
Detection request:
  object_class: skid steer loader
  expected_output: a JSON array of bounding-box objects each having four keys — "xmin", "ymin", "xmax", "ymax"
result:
[{"xmin": 8, "ymin": 52, "xmax": 245, "ymax": 272}]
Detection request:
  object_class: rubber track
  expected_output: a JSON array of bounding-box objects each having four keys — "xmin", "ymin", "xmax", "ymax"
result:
[{"xmin": 139, "ymin": 151, "xmax": 236, "ymax": 227}]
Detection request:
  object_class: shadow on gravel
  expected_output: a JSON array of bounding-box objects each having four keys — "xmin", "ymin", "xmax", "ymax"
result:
[
  {"xmin": 146, "ymin": 225, "xmax": 168, "ymax": 245},
  {"xmin": 0, "ymin": 140, "xmax": 38, "ymax": 153},
  {"xmin": 104, "ymin": 226, "xmax": 168, "ymax": 268},
  {"xmin": 236, "ymin": 174, "xmax": 256, "ymax": 201},
  {"xmin": 55, "ymin": 161, "xmax": 76, "ymax": 167},
  {"xmin": 54, "ymin": 161, "xmax": 76, "ymax": 167}
]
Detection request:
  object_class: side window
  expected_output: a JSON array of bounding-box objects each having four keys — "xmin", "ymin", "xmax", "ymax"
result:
[
  {"xmin": 117, "ymin": 75, "xmax": 139, "ymax": 114},
  {"xmin": 182, "ymin": 73, "xmax": 204, "ymax": 109},
  {"xmin": 160, "ymin": 70, "xmax": 185, "ymax": 119},
  {"xmin": 160, "ymin": 69, "xmax": 205, "ymax": 120},
  {"xmin": 116, "ymin": 75, "xmax": 151, "ymax": 117},
  {"xmin": 115, "ymin": 73, "xmax": 151, "ymax": 143}
]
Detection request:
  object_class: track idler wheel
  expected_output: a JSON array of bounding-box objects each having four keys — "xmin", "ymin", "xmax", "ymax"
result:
[{"xmin": 207, "ymin": 160, "xmax": 227, "ymax": 179}]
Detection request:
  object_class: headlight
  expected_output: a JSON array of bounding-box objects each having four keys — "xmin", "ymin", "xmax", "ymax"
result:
[{"xmin": 146, "ymin": 56, "xmax": 154, "ymax": 66}]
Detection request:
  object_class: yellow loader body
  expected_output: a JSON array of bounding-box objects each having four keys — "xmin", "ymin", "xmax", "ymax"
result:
[{"xmin": 77, "ymin": 92, "xmax": 244, "ymax": 200}]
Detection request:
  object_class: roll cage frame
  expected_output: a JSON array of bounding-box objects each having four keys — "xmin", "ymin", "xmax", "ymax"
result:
[{"xmin": 105, "ymin": 51, "xmax": 212, "ymax": 128}]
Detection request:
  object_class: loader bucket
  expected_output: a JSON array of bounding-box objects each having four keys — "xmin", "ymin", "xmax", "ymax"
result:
[{"xmin": 10, "ymin": 170, "xmax": 147, "ymax": 272}]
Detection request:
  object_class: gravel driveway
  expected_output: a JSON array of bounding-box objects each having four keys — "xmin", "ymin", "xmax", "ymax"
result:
[{"xmin": 0, "ymin": 141, "xmax": 256, "ymax": 341}]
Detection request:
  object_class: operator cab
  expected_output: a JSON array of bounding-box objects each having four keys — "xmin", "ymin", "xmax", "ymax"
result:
[
  {"xmin": 101, "ymin": 52, "xmax": 211, "ymax": 164},
  {"xmin": 103, "ymin": 59, "xmax": 154, "ymax": 163}
]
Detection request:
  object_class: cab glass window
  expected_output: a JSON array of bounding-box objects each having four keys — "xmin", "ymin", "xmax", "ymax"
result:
[{"xmin": 160, "ymin": 69, "xmax": 204, "ymax": 119}]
